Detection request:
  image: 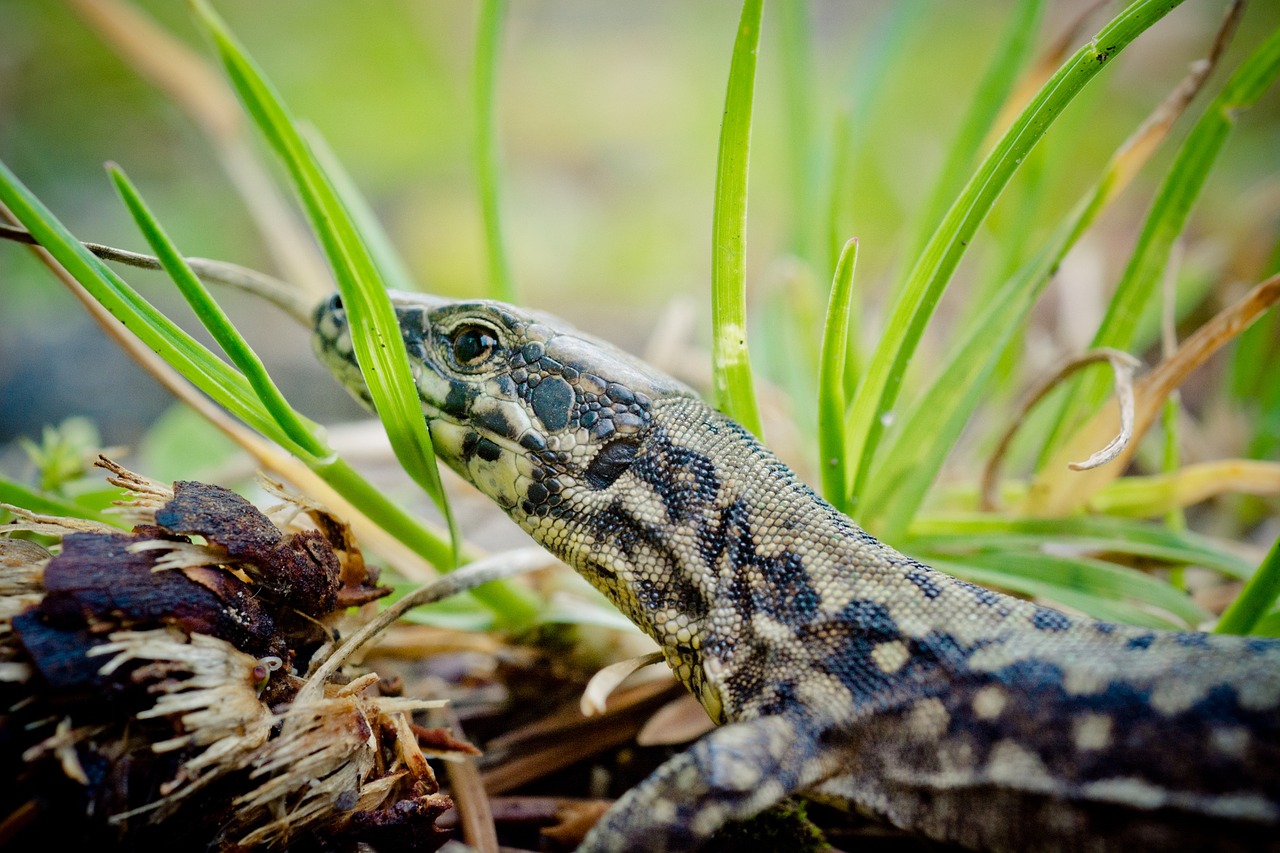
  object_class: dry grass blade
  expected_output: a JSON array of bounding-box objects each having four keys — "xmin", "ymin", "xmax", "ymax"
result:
[
  {"xmin": 1090, "ymin": 459, "xmax": 1280, "ymax": 516},
  {"xmin": 436, "ymin": 707, "xmax": 499, "ymax": 853},
  {"xmin": 0, "ymin": 224, "xmax": 311, "ymax": 323},
  {"xmin": 580, "ymin": 651, "xmax": 665, "ymax": 716},
  {"xmin": 66, "ymin": 0, "xmax": 331, "ymax": 296},
  {"xmin": 296, "ymin": 547, "xmax": 554, "ymax": 707},
  {"xmin": 982, "ymin": 348, "xmax": 1141, "ymax": 511},
  {"xmin": 1026, "ymin": 271, "xmax": 1280, "ymax": 515},
  {"xmin": 481, "ymin": 678, "xmax": 683, "ymax": 796}
]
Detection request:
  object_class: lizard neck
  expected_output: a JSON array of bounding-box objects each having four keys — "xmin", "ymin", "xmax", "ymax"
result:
[{"xmin": 539, "ymin": 395, "xmax": 992, "ymax": 722}]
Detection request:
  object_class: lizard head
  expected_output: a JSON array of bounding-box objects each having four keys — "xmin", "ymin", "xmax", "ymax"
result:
[{"xmin": 312, "ymin": 291, "xmax": 698, "ymax": 526}]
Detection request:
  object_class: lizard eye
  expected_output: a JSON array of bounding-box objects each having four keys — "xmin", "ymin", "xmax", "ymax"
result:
[{"xmin": 450, "ymin": 324, "xmax": 499, "ymax": 367}]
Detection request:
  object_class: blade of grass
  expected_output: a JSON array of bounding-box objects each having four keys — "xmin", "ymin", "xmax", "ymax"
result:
[
  {"xmin": 0, "ymin": 477, "xmax": 125, "ymax": 526},
  {"xmin": 1027, "ymin": 271, "xmax": 1280, "ymax": 515},
  {"xmin": 304, "ymin": 124, "xmax": 420, "ymax": 294},
  {"xmin": 109, "ymin": 164, "xmax": 329, "ymax": 460},
  {"xmin": 842, "ymin": 0, "xmax": 1187, "ymax": 514},
  {"xmin": 862, "ymin": 9, "xmax": 1238, "ymax": 536},
  {"xmin": 195, "ymin": 2, "xmax": 539, "ymax": 624},
  {"xmin": 1036, "ymin": 18, "xmax": 1278, "ymax": 471},
  {"xmin": 0, "ymin": 160, "xmax": 300, "ymax": 452},
  {"xmin": 818, "ymin": 238, "xmax": 858, "ymax": 510},
  {"xmin": 2, "ymin": 156, "xmax": 471, "ymax": 575},
  {"xmin": 474, "ymin": 0, "xmax": 516, "ymax": 302},
  {"xmin": 906, "ymin": 512, "xmax": 1255, "ymax": 580},
  {"xmin": 710, "ymin": 0, "xmax": 765, "ymax": 439},
  {"xmin": 776, "ymin": 0, "xmax": 820, "ymax": 270},
  {"xmin": 952, "ymin": 550, "xmax": 1206, "ymax": 626},
  {"xmin": 191, "ymin": 1, "xmax": 461, "ymax": 559},
  {"xmin": 896, "ymin": 0, "xmax": 1044, "ymax": 288},
  {"xmin": 1216, "ymin": 531, "xmax": 1280, "ymax": 636},
  {"xmin": 2, "ymin": 184, "xmax": 462, "ymax": 583},
  {"xmin": 1087, "ymin": 459, "xmax": 1280, "ymax": 517},
  {"xmin": 927, "ymin": 557, "xmax": 1192, "ymax": 629}
]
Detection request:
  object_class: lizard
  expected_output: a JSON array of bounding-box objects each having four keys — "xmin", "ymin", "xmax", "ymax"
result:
[{"xmin": 312, "ymin": 290, "xmax": 1280, "ymax": 853}]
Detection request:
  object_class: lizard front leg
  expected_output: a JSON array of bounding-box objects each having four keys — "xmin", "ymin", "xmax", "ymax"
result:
[{"xmin": 578, "ymin": 714, "xmax": 836, "ymax": 853}]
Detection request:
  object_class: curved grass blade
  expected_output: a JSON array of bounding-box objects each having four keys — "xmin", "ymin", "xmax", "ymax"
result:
[
  {"xmin": 191, "ymin": 1, "xmax": 540, "ymax": 624},
  {"xmin": 861, "ymin": 7, "xmax": 1234, "ymax": 537},
  {"xmin": 927, "ymin": 557, "xmax": 1193, "ymax": 630},
  {"xmin": 1036, "ymin": 19, "xmax": 1279, "ymax": 470},
  {"xmin": 1028, "ymin": 272, "xmax": 1280, "ymax": 515},
  {"xmin": 841, "ymin": 0, "xmax": 1187, "ymax": 514},
  {"xmin": 896, "ymin": 0, "xmax": 1044, "ymax": 290},
  {"xmin": 109, "ymin": 164, "xmax": 329, "ymax": 460},
  {"xmin": 944, "ymin": 550, "xmax": 1206, "ymax": 627},
  {"xmin": 475, "ymin": 0, "xmax": 516, "ymax": 302},
  {"xmin": 191, "ymin": 1, "xmax": 459, "ymax": 554},
  {"xmin": 906, "ymin": 513, "xmax": 1254, "ymax": 581},
  {"xmin": 304, "ymin": 124, "xmax": 420, "ymax": 294},
  {"xmin": 0, "ymin": 159, "xmax": 296, "ymax": 452},
  {"xmin": 818, "ymin": 238, "xmax": 858, "ymax": 510},
  {"xmin": 4, "ymin": 155, "xmax": 472, "ymax": 573},
  {"xmin": 1214, "ymin": 529, "xmax": 1280, "ymax": 636},
  {"xmin": 1087, "ymin": 459, "xmax": 1280, "ymax": 518},
  {"xmin": 710, "ymin": 0, "xmax": 765, "ymax": 439}
]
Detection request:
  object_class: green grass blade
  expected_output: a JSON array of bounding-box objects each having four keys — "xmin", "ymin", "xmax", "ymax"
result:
[
  {"xmin": 842, "ymin": 0, "xmax": 1186, "ymax": 513},
  {"xmin": 776, "ymin": 0, "xmax": 819, "ymax": 269},
  {"xmin": 825, "ymin": 0, "xmax": 926, "ymax": 278},
  {"xmin": 710, "ymin": 0, "xmax": 765, "ymax": 439},
  {"xmin": 1215, "ymin": 530, "xmax": 1280, "ymax": 636},
  {"xmin": 475, "ymin": 0, "xmax": 516, "ymax": 302},
  {"xmin": 865, "ymin": 247, "xmax": 1055, "ymax": 535},
  {"xmin": 0, "ymin": 159, "xmax": 302, "ymax": 453},
  {"xmin": 944, "ymin": 550, "xmax": 1206, "ymax": 627},
  {"xmin": 906, "ymin": 513, "xmax": 1254, "ymax": 580},
  {"xmin": 108, "ymin": 164, "xmax": 329, "ymax": 459},
  {"xmin": 304, "ymin": 124, "xmax": 420, "ymax": 294},
  {"xmin": 191, "ymin": 0, "xmax": 460, "ymax": 560},
  {"xmin": 1249, "ymin": 610, "xmax": 1280, "ymax": 638},
  {"xmin": 191, "ymin": 3, "xmax": 545, "ymax": 624},
  {"xmin": 2, "ymin": 156, "xmax": 472, "ymax": 580},
  {"xmin": 897, "ymin": 0, "xmax": 1044, "ymax": 284},
  {"xmin": 1037, "ymin": 25, "xmax": 1280, "ymax": 468},
  {"xmin": 818, "ymin": 238, "xmax": 858, "ymax": 510},
  {"xmin": 864, "ymin": 16, "xmax": 1238, "ymax": 536},
  {"xmin": 0, "ymin": 476, "xmax": 124, "ymax": 526},
  {"xmin": 927, "ymin": 557, "xmax": 1192, "ymax": 629}
]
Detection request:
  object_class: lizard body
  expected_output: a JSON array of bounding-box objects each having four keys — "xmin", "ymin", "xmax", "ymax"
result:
[{"xmin": 313, "ymin": 292, "xmax": 1280, "ymax": 852}]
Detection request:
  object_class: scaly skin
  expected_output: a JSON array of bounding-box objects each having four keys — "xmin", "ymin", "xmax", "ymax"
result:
[{"xmin": 313, "ymin": 292, "xmax": 1280, "ymax": 853}]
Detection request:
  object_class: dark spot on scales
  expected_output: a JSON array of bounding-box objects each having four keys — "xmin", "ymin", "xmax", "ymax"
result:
[
  {"xmin": 475, "ymin": 437, "xmax": 502, "ymax": 462},
  {"xmin": 473, "ymin": 406, "xmax": 519, "ymax": 440},
  {"xmin": 585, "ymin": 439, "xmax": 640, "ymax": 490},
  {"xmin": 529, "ymin": 375, "xmax": 574, "ymax": 431},
  {"xmin": 443, "ymin": 382, "xmax": 470, "ymax": 417}
]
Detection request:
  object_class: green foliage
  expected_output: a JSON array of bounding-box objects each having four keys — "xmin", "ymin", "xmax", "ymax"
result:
[
  {"xmin": 710, "ymin": 0, "xmax": 766, "ymax": 439},
  {"xmin": 1, "ymin": 2, "xmax": 1277, "ymax": 636},
  {"xmin": 1037, "ymin": 24, "xmax": 1280, "ymax": 467}
]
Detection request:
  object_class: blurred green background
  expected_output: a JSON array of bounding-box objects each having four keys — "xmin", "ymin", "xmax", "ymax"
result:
[{"xmin": 1, "ymin": 0, "xmax": 1277, "ymax": 482}]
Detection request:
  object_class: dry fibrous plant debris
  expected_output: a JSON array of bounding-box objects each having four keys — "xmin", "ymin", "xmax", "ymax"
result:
[{"xmin": 0, "ymin": 458, "xmax": 475, "ymax": 852}]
